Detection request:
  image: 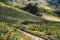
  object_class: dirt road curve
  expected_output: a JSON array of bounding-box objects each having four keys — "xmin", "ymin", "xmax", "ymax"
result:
[{"xmin": 17, "ymin": 30, "xmax": 45, "ymax": 40}]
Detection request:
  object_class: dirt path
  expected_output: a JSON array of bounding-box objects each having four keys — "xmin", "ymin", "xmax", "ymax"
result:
[{"xmin": 17, "ymin": 30, "xmax": 45, "ymax": 40}]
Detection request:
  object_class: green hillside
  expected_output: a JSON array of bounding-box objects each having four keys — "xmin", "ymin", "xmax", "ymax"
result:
[
  {"xmin": 0, "ymin": 2, "xmax": 60, "ymax": 40},
  {"xmin": 0, "ymin": 2, "xmax": 45, "ymax": 24}
]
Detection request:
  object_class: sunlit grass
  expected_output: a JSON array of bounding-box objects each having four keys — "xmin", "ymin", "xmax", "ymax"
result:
[{"xmin": 0, "ymin": 22, "xmax": 30, "ymax": 40}]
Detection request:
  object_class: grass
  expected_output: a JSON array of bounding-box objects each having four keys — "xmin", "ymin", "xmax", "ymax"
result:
[
  {"xmin": 12, "ymin": 23, "xmax": 60, "ymax": 40},
  {"xmin": 0, "ymin": 22, "xmax": 30, "ymax": 40},
  {"xmin": 0, "ymin": 2, "xmax": 43, "ymax": 22},
  {"xmin": 0, "ymin": 2, "xmax": 60, "ymax": 40}
]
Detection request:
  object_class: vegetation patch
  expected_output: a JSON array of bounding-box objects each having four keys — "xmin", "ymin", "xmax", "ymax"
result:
[{"xmin": 0, "ymin": 22, "xmax": 30, "ymax": 40}]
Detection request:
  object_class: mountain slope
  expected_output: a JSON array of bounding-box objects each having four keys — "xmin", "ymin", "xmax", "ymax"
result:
[
  {"xmin": 36, "ymin": 4, "xmax": 60, "ymax": 22},
  {"xmin": 0, "ymin": 2, "xmax": 45, "ymax": 24},
  {"xmin": 22, "ymin": 3, "xmax": 60, "ymax": 22}
]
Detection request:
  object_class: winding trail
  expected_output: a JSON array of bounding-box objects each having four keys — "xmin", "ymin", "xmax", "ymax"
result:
[{"xmin": 17, "ymin": 30, "xmax": 45, "ymax": 40}]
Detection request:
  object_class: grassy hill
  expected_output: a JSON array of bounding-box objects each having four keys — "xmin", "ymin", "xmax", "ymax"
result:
[
  {"xmin": 21, "ymin": 3, "xmax": 60, "ymax": 22},
  {"xmin": 0, "ymin": 2, "xmax": 60, "ymax": 40},
  {"xmin": 0, "ymin": 2, "xmax": 46, "ymax": 24}
]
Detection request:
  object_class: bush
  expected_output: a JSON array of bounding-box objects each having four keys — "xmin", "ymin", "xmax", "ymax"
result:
[{"xmin": 0, "ymin": 22, "xmax": 27, "ymax": 40}]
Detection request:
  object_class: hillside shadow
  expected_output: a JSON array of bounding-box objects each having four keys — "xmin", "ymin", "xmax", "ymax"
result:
[{"xmin": 22, "ymin": 3, "xmax": 42, "ymax": 17}]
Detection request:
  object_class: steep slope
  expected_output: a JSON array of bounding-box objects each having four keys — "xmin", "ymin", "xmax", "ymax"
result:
[
  {"xmin": 22, "ymin": 3, "xmax": 60, "ymax": 22},
  {"xmin": 0, "ymin": 2, "xmax": 44, "ymax": 23},
  {"xmin": 36, "ymin": 4, "xmax": 60, "ymax": 22}
]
